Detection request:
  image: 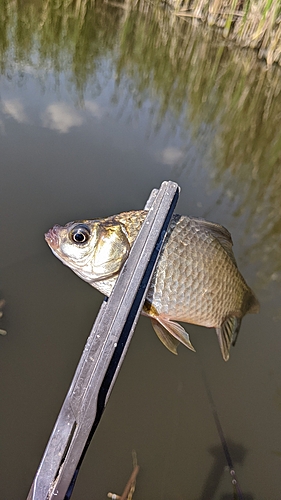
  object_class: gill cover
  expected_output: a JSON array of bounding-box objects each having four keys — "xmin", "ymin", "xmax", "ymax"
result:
[{"xmin": 92, "ymin": 221, "xmax": 130, "ymax": 279}]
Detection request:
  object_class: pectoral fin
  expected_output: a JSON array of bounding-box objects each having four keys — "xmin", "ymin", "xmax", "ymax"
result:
[
  {"xmin": 151, "ymin": 316, "xmax": 196, "ymax": 354},
  {"xmin": 216, "ymin": 316, "xmax": 241, "ymax": 361}
]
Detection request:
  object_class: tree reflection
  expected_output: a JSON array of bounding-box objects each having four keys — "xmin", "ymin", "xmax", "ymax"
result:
[
  {"xmin": 199, "ymin": 442, "xmax": 253, "ymax": 500},
  {"xmin": 1, "ymin": 0, "xmax": 281, "ymax": 288}
]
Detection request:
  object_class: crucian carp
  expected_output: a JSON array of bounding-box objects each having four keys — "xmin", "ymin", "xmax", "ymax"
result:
[{"xmin": 45, "ymin": 211, "xmax": 259, "ymax": 361}]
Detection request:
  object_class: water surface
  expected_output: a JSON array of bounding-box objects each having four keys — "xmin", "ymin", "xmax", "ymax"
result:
[{"xmin": 1, "ymin": 1, "xmax": 281, "ymax": 499}]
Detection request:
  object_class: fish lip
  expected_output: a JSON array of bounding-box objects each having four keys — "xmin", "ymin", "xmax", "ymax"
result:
[{"xmin": 45, "ymin": 225, "xmax": 60, "ymax": 249}]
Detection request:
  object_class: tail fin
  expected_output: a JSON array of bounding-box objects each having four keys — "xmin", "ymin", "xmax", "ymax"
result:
[{"xmin": 216, "ymin": 316, "xmax": 241, "ymax": 361}]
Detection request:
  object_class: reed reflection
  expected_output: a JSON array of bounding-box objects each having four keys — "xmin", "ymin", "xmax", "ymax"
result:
[{"xmin": 1, "ymin": 0, "xmax": 281, "ymax": 288}]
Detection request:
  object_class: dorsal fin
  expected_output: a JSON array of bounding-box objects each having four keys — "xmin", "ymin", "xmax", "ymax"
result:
[{"xmin": 193, "ymin": 217, "xmax": 237, "ymax": 267}]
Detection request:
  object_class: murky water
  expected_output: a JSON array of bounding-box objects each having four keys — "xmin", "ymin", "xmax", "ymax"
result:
[{"xmin": 1, "ymin": 1, "xmax": 281, "ymax": 499}]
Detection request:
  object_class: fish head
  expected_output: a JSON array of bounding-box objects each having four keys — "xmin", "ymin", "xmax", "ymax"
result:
[{"xmin": 45, "ymin": 219, "xmax": 130, "ymax": 284}]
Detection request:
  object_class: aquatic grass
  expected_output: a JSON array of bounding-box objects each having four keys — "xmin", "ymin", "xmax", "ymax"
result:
[
  {"xmin": 222, "ymin": 0, "xmax": 241, "ymax": 37},
  {"xmin": 173, "ymin": 0, "xmax": 281, "ymax": 64}
]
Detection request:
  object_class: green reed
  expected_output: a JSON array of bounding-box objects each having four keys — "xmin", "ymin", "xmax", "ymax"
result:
[{"xmin": 174, "ymin": 0, "xmax": 281, "ymax": 65}]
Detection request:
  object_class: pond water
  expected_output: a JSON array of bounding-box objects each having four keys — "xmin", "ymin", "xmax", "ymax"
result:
[{"xmin": 1, "ymin": 1, "xmax": 281, "ymax": 499}]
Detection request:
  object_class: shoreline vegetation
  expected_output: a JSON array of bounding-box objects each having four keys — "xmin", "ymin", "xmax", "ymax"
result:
[
  {"xmin": 0, "ymin": 0, "xmax": 280, "ymax": 67},
  {"xmin": 106, "ymin": 0, "xmax": 281, "ymax": 66},
  {"xmin": 170, "ymin": 0, "xmax": 281, "ymax": 66}
]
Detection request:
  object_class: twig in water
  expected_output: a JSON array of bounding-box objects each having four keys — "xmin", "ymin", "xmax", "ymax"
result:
[{"xmin": 108, "ymin": 451, "xmax": 139, "ymax": 500}]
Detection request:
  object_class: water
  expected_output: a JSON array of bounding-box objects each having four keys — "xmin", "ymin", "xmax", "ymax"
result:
[{"xmin": 1, "ymin": 1, "xmax": 281, "ymax": 498}]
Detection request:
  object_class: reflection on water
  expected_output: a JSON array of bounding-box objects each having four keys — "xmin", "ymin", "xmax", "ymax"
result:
[
  {"xmin": 1, "ymin": 0, "xmax": 281, "ymax": 287},
  {"xmin": 1, "ymin": 1, "xmax": 281, "ymax": 500},
  {"xmin": 200, "ymin": 442, "xmax": 247, "ymax": 500}
]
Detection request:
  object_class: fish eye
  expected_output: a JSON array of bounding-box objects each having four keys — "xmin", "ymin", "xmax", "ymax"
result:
[{"xmin": 70, "ymin": 224, "xmax": 91, "ymax": 245}]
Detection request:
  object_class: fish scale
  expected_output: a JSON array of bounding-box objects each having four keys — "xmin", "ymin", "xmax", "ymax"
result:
[
  {"xmin": 147, "ymin": 216, "xmax": 237, "ymax": 324},
  {"xmin": 45, "ymin": 210, "xmax": 259, "ymax": 361}
]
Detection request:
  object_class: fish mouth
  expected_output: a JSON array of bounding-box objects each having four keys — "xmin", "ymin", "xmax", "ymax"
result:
[{"xmin": 45, "ymin": 225, "xmax": 60, "ymax": 250}]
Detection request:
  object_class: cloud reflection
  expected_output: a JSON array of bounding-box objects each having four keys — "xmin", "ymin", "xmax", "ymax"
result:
[
  {"xmin": 42, "ymin": 102, "xmax": 83, "ymax": 133},
  {"xmin": 2, "ymin": 98, "xmax": 29, "ymax": 123},
  {"xmin": 85, "ymin": 100, "xmax": 105, "ymax": 118},
  {"xmin": 161, "ymin": 147, "xmax": 184, "ymax": 165}
]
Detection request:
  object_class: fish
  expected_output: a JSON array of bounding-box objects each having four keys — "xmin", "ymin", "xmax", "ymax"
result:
[{"xmin": 45, "ymin": 210, "xmax": 259, "ymax": 361}]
